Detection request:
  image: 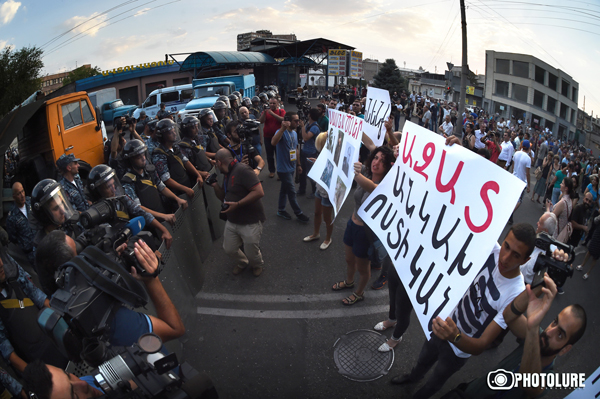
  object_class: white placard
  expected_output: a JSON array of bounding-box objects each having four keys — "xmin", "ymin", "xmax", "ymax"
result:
[
  {"xmin": 363, "ymin": 87, "xmax": 392, "ymax": 147},
  {"xmin": 308, "ymin": 109, "xmax": 363, "ymax": 218},
  {"xmin": 358, "ymin": 121, "xmax": 525, "ymax": 338}
]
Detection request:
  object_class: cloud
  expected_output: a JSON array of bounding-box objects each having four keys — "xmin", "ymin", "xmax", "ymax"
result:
[
  {"xmin": 62, "ymin": 12, "xmax": 108, "ymax": 37},
  {"xmin": 134, "ymin": 8, "xmax": 151, "ymax": 17},
  {"xmin": 0, "ymin": 0, "xmax": 20, "ymax": 24}
]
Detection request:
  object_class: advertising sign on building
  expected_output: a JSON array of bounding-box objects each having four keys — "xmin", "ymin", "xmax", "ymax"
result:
[
  {"xmin": 328, "ymin": 49, "xmax": 347, "ymax": 76},
  {"xmin": 349, "ymin": 51, "xmax": 363, "ymax": 79},
  {"xmin": 466, "ymin": 85, "xmax": 475, "ymax": 95}
]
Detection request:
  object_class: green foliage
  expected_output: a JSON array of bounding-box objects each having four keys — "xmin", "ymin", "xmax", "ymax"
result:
[
  {"xmin": 0, "ymin": 46, "xmax": 44, "ymax": 117},
  {"xmin": 62, "ymin": 65, "xmax": 101, "ymax": 86},
  {"xmin": 372, "ymin": 59, "xmax": 407, "ymax": 96}
]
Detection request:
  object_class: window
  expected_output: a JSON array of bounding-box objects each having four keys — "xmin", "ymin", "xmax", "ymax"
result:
[
  {"xmin": 173, "ymin": 77, "xmax": 189, "ymax": 86},
  {"xmin": 62, "ymin": 101, "xmax": 83, "ymax": 130},
  {"xmin": 546, "ymin": 96, "xmax": 557, "ymax": 114},
  {"xmin": 110, "ymin": 100, "xmax": 124, "ymax": 109},
  {"xmin": 533, "ymin": 90, "xmax": 544, "ymax": 108},
  {"xmin": 81, "ymin": 100, "xmax": 94, "ymax": 123},
  {"xmin": 512, "ymin": 83, "xmax": 528, "ymax": 102},
  {"xmin": 512, "ymin": 61, "xmax": 529, "ymax": 78},
  {"xmin": 560, "ymin": 103, "xmax": 568, "ymax": 119},
  {"xmin": 496, "ymin": 59, "xmax": 510, "ymax": 74},
  {"xmin": 434, "ymin": 88, "xmax": 442, "ymax": 95},
  {"xmin": 145, "ymin": 81, "xmax": 167, "ymax": 96},
  {"xmin": 548, "ymin": 73, "xmax": 558, "ymax": 91},
  {"xmin": 495, "ymin": 80, "xmax": 509, "ymax": 97},
  {"xmin": 161, "ymin": 91, "xmax": 179, "ymax": 104},
  {"xmin": 545, "ymin": 120, "xmax": 554, "ymax": 132},
  {"xmin": 194, "ymin": 85, "xmax": 230, "ymax": 98},
  {"xmin": 572, "ymin": 87, "xmax": 578, "ymax": 103},
  {"xmin": 181, "ymin": 89, "xmax": 194, "ymax": 103},
  {"xmin": 535, "ymin": 66, "xmax": 545, "ymax": 84},
  {"xmin": 561, "ymin": 80, "xmax": 569, "ymax": 97},
  {"xmin": 144, "ymin": 95, "xmax": 157, "ymax": 107},
  {"xmin": 571, "ymin": 110, "xmax": 576, "ymax": 125}
]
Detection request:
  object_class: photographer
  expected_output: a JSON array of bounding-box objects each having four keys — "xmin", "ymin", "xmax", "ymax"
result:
[
  {"xmin": 210, "ymin": 149, "xmax": 266, "ymax": 277},
  {"xmin": 224, "ymin": 121, "xmax": 264, "ymax": 176},
  {"xmin": 239, "ymin": 106, "xmax": 262, "ymax": 156},
  {"xmin": 121, "ymin": 140, "xmax": 188, "ymax": 225},
  {"xmin": 87, "ymin": 164, "xmax": 173, "ymax": 249},
  {"xmin": 519, "ymin": 212, "xmax": 558, "ymax": 285},
  {"xmin": 152, "ymin": 119, "xmax": 204, "ymax": 199},
  {"xmin": 178, "ymin": 116, "xmax": 213, "ymax": 176},
  {"xmin": 109, "ymin": 116, "xmax": 144, "ymax": 180},
  {"xmin": 298, "ymin": 108, "xmax": 320, "ymax": 198},
  {"xmin": 259, "ymin": 97, "xmax": 285, "ymax": 178}
]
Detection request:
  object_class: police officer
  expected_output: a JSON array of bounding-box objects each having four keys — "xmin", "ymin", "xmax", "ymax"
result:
[
  {"xmin": 142, "ymin": 119, "xmax": 160, "ymax": 158},
  {"xmin": 224, "ymin": 121, "xmax": 265, "ymax": 176},
  {"xmin": 30, "ymin": 179, "xmax": 80, "ymax": 257},
  {"xmin": 250, "ymin": 96, "xmax": 262, "ymax": 119},
  {"xmin": 6, "ymin": 182, "xmax": 38, "ymax": 265},
  {"xmin": 179, "ymin": 116, "xmax": 213, "ymax": 176},
  {"xmin": 56, "ymin": 153, "xmax": 90, "ymax": 213},
  {"xmin": 151, "ymin": 119, "xmax": 204, "ymax": 199},
  {"xmin": 87, "ymin": 164, "xmax": 173, "ymax": 248},
  {"xmin": 202, "ymin": 106, "xmax": 229, "ymax": 158},
  {"xmin": 121, "ymin": 140, "xmax": 188, "ymax": 225},
  {"xmin": 135, "ymin": 110, "xmax": 148, "ymax": 134},
  {"xmin": 228, "ymin": 94, "xmax": 239, "ymax": 123},
  {"xmin": 258, "ymin": 92, "xmax": 269, "ymax": 109},
  {"xmin": 156, "ymin": 103, "xmax": 170, "ymax": 120}
]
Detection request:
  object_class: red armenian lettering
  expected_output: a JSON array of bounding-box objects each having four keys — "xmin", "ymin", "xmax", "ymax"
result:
[
  {"xmin": 465, "ymin": 180, "xmax": 499, "ymax": 233},
  {"xmin": 414, "ymin": 142, "xmax": 435, "ymax": 181},
  {"xmin": 435, "ymin": 150, "xmax": 464, "ymax": 204}
]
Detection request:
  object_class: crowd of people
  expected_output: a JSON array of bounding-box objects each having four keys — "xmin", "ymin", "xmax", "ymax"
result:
[{"xmin": 0, "ymin": 85, "xmax": 592, "ymax": 398}]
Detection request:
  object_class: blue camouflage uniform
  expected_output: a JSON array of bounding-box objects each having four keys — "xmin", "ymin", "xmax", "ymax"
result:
[
  {"xmin": 5, "ymin": 197, "xmax": 38, "ymax": 264},
  {"xmin": 143, "ymin": 135, "xmax": 160, "ymax": 158},
  {"xmin": 58, "ymin": 175, "xmax": 89, "ymax": 212}
]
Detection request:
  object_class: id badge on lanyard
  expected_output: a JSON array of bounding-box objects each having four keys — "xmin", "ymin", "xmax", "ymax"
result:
[{"xmin": 289, "ymin": 149, "xmax": 297, "ymax": 162}]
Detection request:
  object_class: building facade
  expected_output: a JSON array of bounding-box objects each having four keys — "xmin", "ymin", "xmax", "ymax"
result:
[
  {"xmin": 237, "ymin": 30, "xmax": 297, "ymax": 51},
  {"xmin": 41, "ymin": 64, "xmax": 91, "ymax": 95},
  {"xmin": 484, "ymin": 50, "xmax": 579, "ymax": 140}
]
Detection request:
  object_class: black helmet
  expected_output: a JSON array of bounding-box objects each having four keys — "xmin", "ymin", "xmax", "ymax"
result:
[
  {"xmin": 181, "ymin": 115, "xmax": 200, "ymax": 129},
  {"xmin": 232, "ymin": 91, "xmax": 242, "ymax": 103},
  {"xmin": 123, "ymin": 139, "xmax": 147, "ymax": 159},
  {"xmin": 155, "ymin": 118, "xmax": 177, "ymax": 140},
  {"xmin": 217, "ymin": 95, "xmax": 230, "ymax": 108},
  {"xmin": 228, "ymin": 94, "xmax": 238, "ymax": 104},
  {"xmin": 267, "ymin": 91, "xmax": 275, "ymax": 99},
  {"xmin": 242, "ymin": 97, "xmax": 252, "ymax": 107},
  {"xmin": 212, "ymin": 100, "xmax": 228, "ymax": 110},
  {"xmin": 146, "ymin": 119, "xmax": 158, "ymax": 133},
  {"xmin": 32, "ymin": 179, "xmax": 77, "ymax": 226},
  {"xmin": 252, "ymin": 96, "xmax": 260, "ymax": 103},
  {"xmin": 199, "ymin": 109, "xmax": 213, "ymax": 119},
  {"xmin": 259, "ymin": 93, "xmax": 268, "ymax": 101},
  {"xmin": 88, "ymin": 164, "xmax": 125, "ymax": 200}
]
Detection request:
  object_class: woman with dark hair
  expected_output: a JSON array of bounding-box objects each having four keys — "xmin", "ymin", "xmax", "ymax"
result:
[
  {"xmin": 462, "ymin": 123, "xmax": 476, "ymax": 151},
  {"xmin": 532, "ymin": 151, "xmax": 553, "ymax": 203},
  {"xmin": 332, "ymin": 146, "xmax": 395, "ymax": 305},
  {"xmin": 546, "ymin": 176, "xmax": 573, "ymax": 242}
]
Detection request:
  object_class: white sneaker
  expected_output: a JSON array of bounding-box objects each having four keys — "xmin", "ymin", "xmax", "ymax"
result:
[
  {"xmin": 576, "ymin": 265, "xmax": 583, "ymax": 271},
  {"xmin": 378, "ymin": 337, "xmax": 402, "ymax": 352}
]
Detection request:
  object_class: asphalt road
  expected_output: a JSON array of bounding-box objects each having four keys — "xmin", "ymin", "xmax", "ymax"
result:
[{"xmin": 164, "ymin": 110, "xmax": 598, "ymax": 399}]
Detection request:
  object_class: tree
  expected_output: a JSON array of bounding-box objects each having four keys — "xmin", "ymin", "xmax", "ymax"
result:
[
  {"xmin": 372, "ymin": 59, "xmax": 407, "ymax": 96},
  {"xmin": 0, "ymin": 46, "xmax": 44, "ymax": 118},
  {"xmin": 62, "ymin": 65, "xmax": 101, "ymax": 86}
]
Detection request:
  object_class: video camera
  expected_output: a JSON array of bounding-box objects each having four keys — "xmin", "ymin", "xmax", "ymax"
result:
[
  {"xmin": 236, "ymin": 119, "xmax": 260, "ymax": 154},
  {"xmin": 296, "ymin": 95, "xmax": 310, "ymax": 123},
  {"xmin": 532, "ymin": 232, "xmax": 574, "ymax": 288}
]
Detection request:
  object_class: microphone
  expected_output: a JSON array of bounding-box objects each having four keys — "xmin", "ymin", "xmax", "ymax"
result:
[{"xmin": 113, "ymin": 216, "xmax": 145, "ymax": 250}]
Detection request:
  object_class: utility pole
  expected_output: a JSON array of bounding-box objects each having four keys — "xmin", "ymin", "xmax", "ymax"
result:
[{"xmin": 457, "ymin": 0, "xmax": 468, "ymax": 136}]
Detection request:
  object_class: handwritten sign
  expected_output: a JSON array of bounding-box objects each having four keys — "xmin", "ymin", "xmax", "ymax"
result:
[
  {"xmin": 358, "ymin": 122, "xmax": 525, "ymax": 338},
  {"xmin": 308, "ymin": 109, "xmax": 363, "ymax": 218},
  {"xmin": 364, "ymin": 87, "xmax": 392, "ymax": 147}
]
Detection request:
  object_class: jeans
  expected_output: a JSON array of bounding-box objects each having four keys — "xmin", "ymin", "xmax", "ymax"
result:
[
  {"xmin": 264, "ymin": 138, "xmax": 276, "ymax": 173},
  {"xmin": 409, "ymin": 335, "xmax": 469, "ymax": 399},
  {"xmin": 223, "ymin": 221, "xmax": 264, "ymax": 268},
  {"xmin": 299, "ymin": 151, "xmax": 317, "ymax": 194},
  {"xmin": 552, "ymin": 187, "xmax": 561, "ymax": 204},
  {"xmin": 277, "ymin": 171, "xmax": 303, "ymax": 215},
  {"xmin": 388, "ymin": 266, "xmax": 413, "ymax": 340}
]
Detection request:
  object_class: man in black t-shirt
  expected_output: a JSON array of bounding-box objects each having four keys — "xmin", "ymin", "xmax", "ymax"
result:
[
  {"xmin": 569, "ymin": 191, "xmax": 593, "ymax": 247},
  {"xmin": 210, "ymin": 149, "xmax": 266, "ymax": 277}
]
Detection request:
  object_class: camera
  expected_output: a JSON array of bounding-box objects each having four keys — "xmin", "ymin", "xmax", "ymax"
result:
[
  {"xmin": 205, "ymin": 173, "xmax": 218, "ymax": 186},
  {"xmin": 487, "ymin": 369, "xmax": 515, "ymax": 390},
  {"xmin": 236, "ymin": 120, "xmax": 259, "ymax": 160},
  {"xmin": 80, "ymin": 197, "xmax": 130, "ymax": 229},
  {"xmin": 219, "ymin": 203, "xmax": 229, "ymax": 221},
  {"xmin": 532, "ymin": 232, "xmax": 574, "ymax": 288},
  {"xmin": 296, "ymin": 95, "xmax": 310, "ymax": 122}
]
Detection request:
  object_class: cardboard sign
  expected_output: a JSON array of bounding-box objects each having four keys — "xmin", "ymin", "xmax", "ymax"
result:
[
  {"xmin": 308, "ymin": 109, "xmax": 363, "ymax": 218},
  {"xmin": 358, "ymin": 122, "xmax": 525, "ymax": 338},
  {"xmin": 363, "ymin": 87, "xmax": 392, "ymax": 147}
]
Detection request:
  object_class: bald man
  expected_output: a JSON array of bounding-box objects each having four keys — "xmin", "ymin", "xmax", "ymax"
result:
[{"xmin": 5, "ymin": 182, "xmax": 38, "ymax": 264}]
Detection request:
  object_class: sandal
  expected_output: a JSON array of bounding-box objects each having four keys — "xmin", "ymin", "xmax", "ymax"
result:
[
  {"xmin": 576, "ymin": 265, "xmax": 583, "ymax": 271},
  {"xmin": 332, "ymin": 280, "xmax": 354, "ymax": 291},
  {"xmin": 378, "ymin": 337, "xmax": 403, "ymax": 352},
  {"xmin": 342, "ymin": 292, "xmax": 364, "ymax": 306},
  {"xmin": 374, "ymin": 321, "xmax": 397, "ymax": 331}
]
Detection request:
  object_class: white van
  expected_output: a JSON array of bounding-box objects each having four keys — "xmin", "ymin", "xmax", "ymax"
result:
[{"xmin": 133, "ymin": 84, "xmax": 194, "ymax": 119}]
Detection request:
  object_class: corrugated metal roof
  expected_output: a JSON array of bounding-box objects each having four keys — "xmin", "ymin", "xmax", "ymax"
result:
[{"xmin": 180, "ymin": 51, "xmax": 277, "ymax": 71}]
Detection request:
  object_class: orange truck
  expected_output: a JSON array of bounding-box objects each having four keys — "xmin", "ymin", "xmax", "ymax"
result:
[{"xmin": 0, "ymin": 89, "xmax": 105, "ymax": 215}]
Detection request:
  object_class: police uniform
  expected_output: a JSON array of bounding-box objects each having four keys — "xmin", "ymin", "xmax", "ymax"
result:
[
  {"xmin": 5, "ymin": 198, "xmax": 38, "ymax": 264},
  {"xmin": 179, "ymin": 137, "xmax": 212, "ymax": 172},
  {"xmin": 58, "ymin": 175, "xmax": 89, "ymax": 212},
  {"xmin": 249, "ymin": 105, "xmax": 262, "ymax": 119},
  {"xmin": 214, "ymin": 114, "xmax": 233, "ymax": 138},
  {"xmin": 228, "ymin": 108, "xmax": 238, "ymax": 123},
  {"xmin": 122, "ymin": 166, "xmax": 169, "ymax": 214},
  {"xmin": 198, "ymin": 126, "xmax": 224, "ymax": 154},
  {"xmin": 152, "ymin": 143, "xmax": 194, "ymax": 191}
]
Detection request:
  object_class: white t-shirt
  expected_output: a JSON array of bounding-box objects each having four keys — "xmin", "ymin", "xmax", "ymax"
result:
[
  {"xmin": 474, "ymin": 130, "xmax": 486, "ymax": 149},
  {"xmin": 449, "ymin": 243, "xmax": 525, "ymax": 358},
  {"xmin": 520, "ymin": 247, "xmax": 544, "ymax": 285},
  {"xmin": 441, "ymin": 121, "xmax": 453, "ymax": 136},
  {"xmin": 512, "ymin": 150, "xmax": 531, "ymax": 183},
  {"xmin": 18, "ymin": 205, "xmax": 27, "ymax": 219}
]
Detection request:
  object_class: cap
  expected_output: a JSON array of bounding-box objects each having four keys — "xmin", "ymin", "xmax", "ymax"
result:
[
  {"xmin": 140, "ymin": 110, "xmax": 146, "ymax": 116},
  {"xmin": 56, "ymin": 153, "xmax": 80, "ymax": 170},
  {"xmin": 522, "ymin": 140, "xmax": 530, "ymax": 149}
]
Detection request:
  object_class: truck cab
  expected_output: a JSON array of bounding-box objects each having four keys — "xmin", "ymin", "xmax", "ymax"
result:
[
  {"xmin": 133, "ymin": 84, "xmax": 194, "ymax": 119},
  {"xmin": 100, "ymin": 99, "xmax": 137, "ymax": 125}
]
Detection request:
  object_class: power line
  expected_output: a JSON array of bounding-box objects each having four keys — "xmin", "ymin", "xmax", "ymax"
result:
[{"xmin": 424, "ymin": 0, "xmax": 459, "ymax": 71}]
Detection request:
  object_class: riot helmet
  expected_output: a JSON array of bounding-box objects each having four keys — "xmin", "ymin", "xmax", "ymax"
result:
[
  {"xmin": 217, "ymin": 95, "xmax": 230, "ymax": 108},
  {"xmin": 266, "ymin": 91, "xmax": 275, "ymax": 99},
  {"xmin": 145, "ymin": 119, "xmax": 158, "ymax": 136},
  {"xmin": 123, "ymin": 139, "xmax": 147, "ymax": 159},
  {"xmin": 242, "ymin": 97, "xmax": 252, "ymax": 107},
  {"xmin": 88, "ymin": 165, "xmax": 125, "ymax": 201},
  {"xmin": 252, "ymin": 96, "xmax": 260, "ymax": 104},
  {"xmin": 32, "ymin": 179, "xmax": 77, "ymax": 227},
  {"xmin": 228, "ymin": 94, "xmax": 238, "ymax": 106},
  {"xmin": 212, "ymin": 100, "xmax": 227, "ymax": 110},
  {"xmin": 155, "ymin": 118, "xmax": 177, "ymax": 141},
  {"xmin": 181, "ymin": 116, "xmax": 200, "ymax": 137},
  {"xmin": 258, "ymin": 93, "xmax": 268, "ymax": 102}
]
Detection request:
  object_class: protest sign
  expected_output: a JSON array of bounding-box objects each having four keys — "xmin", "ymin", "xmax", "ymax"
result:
[
  {"xmin": 308, "ymin": 109, "xmax": 363, "ymax": 218},
  {"xmin": 363, "ymin": 87, "xmax": 391, "ymax": 147},
  {"xmin": 358, "ymin": 122, "xmax": 525, "ymax": 338}
]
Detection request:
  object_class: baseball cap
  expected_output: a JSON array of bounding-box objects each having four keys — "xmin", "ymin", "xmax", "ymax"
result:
[
  {"xmin": 56, "ymin": 153, "xmax": 80, "ymax": 170},
  {"xmin": 522, "ymin": 140, "xmax": 530, "ymax": 149}
]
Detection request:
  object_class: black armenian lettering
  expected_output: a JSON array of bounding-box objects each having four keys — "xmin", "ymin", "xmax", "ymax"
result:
[
  {"xmin": 418, "ymin": 191, "xmax": 431, "ymax": 234},
  {"xmin": 431, "ymin": 205, "xmax": 460, "ymax": 261},
  {"xmin": 447, "ymin": 233, "xmax": 474, "ymax": 276}
]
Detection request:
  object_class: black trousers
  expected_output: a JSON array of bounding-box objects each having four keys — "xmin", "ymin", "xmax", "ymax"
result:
[
  {"xmin": 387, "ymin": 265, "xmax": 413, "ymax": 340},
  {"xmin": 264, "ymin": 139, "xmax": 277, "ymax": 173}
]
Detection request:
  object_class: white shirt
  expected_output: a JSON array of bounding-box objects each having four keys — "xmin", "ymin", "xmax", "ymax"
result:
[
  {"xmin": 512, "ymin": 150, "xmax": 531, "ymax": 183},
  {"xmin": 449, "ymin": 243, "xmax": 525, "ymax": 358},
  {"xmin": 18, "ymin": 205, "xmax": 27, "ymax": 219},
  {"xmin": 474, "ymin": 130, "xmax": 486, "ymax": 149},
  {"xmin": 499, "ymin": 141, "xmax": 515, "ymax": 165},
  {"xmin": 441, "ymin": 121, "xmax": 453, "ymax": 136},
  {"xmin": 520, "ymin": 247, "xmax": 544, "ymax": 285}
]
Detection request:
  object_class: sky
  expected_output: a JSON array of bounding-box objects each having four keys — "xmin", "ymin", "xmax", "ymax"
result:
[{"xmin": 1, "ymin": 0, "xmax": 599, "ymax": 115}]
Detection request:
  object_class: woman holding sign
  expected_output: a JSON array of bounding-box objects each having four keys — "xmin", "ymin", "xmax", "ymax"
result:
[{"xmin": 332, "ymin": 145, "xmax": 395, "ymax": 305}]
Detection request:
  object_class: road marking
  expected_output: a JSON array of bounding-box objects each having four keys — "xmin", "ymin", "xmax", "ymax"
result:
[
  {"xmin": 575, "ymin": 247, "xmax": 588, "ymax": 256},
  {"xmin": 196, "ymin": 305, "xmax": 389, "ymax": 319},
  {"xmin": 196, "ymin": 291, "xmax": 389, "ymax": 303}
]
